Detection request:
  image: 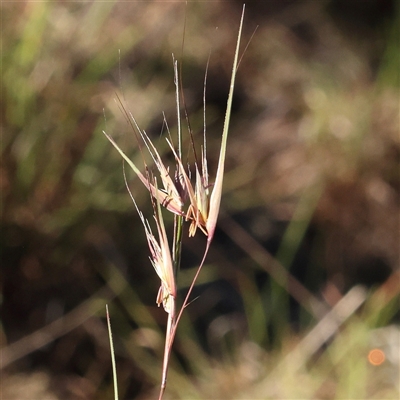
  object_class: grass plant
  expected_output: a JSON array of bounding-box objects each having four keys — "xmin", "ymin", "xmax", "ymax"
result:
[
  {"xmin": 2, "ymin": 2, "xmax": 399, "ymax": 399},
  {"xmin": 103, "ymin": 7, "xmax": 246, "ymax": 398}
]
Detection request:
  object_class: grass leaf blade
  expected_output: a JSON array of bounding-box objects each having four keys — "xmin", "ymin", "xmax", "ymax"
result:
[
  {"xmin": 207, "ymin": 4, "xmax": 245, "ymax": 241},
  {"xmin": 106, "ymin": 304, "xmax": 119, "ymax": 400}
]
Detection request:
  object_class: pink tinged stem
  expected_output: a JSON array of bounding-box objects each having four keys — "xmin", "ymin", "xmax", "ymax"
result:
[
  {"xmin": 171, "ymin": 240, "xmax": 211, "ymax": 342},
  {"xmin": 159, "ymin": 300, "xmax": 175, "ymax": 400},
  {"xmin": 158, "ymin": 239, "xmax": 212, "ymax": 400}
]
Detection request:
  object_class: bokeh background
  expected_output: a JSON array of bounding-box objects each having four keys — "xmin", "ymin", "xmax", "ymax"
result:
[{"xmin": 1, "ymin": 1, "xmax": 399, "ymax": 399}]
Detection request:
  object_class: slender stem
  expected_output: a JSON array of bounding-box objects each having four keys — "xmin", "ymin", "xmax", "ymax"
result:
[
  {"xmin": 174, "ymin": 240, "xmax": 211, "ymax": 336},
  {"xmin": 172, "ymin": 55, "xmax": 184, "ymax": 278},
  {"xmin": 158, "ymin": 240, "xmax": 211, "ymax": 400},
  {"xmin": 159, "ymin": 55, "xmax": 184, "ymax": 400},
  {"xmin": 158, "ymin": 302, "xmax": 176, "ymax": 400},
  {"xmin": 173, "ymin": 215, "xmax": 183, "ymax": 275}
]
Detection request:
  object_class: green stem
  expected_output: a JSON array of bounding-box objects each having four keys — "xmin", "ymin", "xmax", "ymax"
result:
[{"xmin": 172, "ymin": 56, "xmax": 184, "ymax": 278}]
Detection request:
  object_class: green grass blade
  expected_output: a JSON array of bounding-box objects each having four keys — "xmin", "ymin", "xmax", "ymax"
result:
[
  {"xmin": 207, "ymin": 4, "xmax": 245, "ymax": 241},
  {"xmin": 172, "ymin": 56, "xmax": 184, "ymax": 276},
  {"xmin": 103, "ymin": 130, "xmax": 143, "ymax": 177},
  {"xmin": 106, "ymin": 304, "xmax": 119, "ymax": 400}
]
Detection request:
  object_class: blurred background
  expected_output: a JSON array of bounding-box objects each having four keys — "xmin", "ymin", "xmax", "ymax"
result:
[{"xmin": 1, "ymin": 1, "xmax": 399, "ymax": 399}]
